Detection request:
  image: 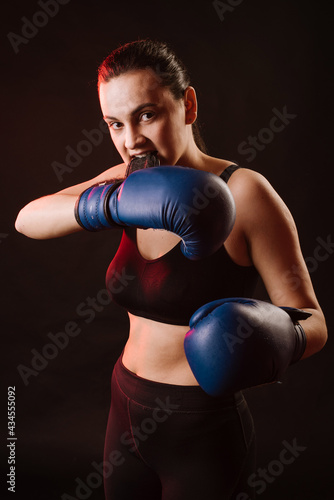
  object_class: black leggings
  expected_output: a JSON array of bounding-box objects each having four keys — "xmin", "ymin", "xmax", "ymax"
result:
[{"xmin": 103, "ymin": 354, "xmax": 256, "ymax": 500}]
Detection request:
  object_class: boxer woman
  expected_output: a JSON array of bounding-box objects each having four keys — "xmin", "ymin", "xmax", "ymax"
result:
[{"xmin": 15, "ymin": 40, "xmax": 327, "ymax": 499}]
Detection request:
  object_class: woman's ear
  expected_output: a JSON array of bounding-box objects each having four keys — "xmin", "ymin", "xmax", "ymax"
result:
[{"xmin": 184, "ymin": 86, "xmax": 198, "ymax": 124}]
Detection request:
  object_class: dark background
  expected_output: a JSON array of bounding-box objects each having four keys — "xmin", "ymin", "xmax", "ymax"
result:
[{"xmin": 1, "ymin": 0, "xmax": 332, "ymax": 498}]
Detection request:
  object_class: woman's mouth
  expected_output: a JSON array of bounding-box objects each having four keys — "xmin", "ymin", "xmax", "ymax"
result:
[
  {"xmin": 125, "ymin": 151, "xmax": 160, "ymax": 177},
  {"xmin": 131, "ymin": 150, "xmax": 158, "ymax": 159}
]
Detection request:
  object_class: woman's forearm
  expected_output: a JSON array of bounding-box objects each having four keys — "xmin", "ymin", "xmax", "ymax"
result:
[{"xmin": 15, "ymin": 193, "xmax": 82, "ymax": 239}]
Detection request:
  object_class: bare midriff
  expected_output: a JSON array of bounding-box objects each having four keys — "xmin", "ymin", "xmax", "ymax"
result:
[{"xmin": 122, "ymin": 313, "xmax": 198, "ymax": 385}]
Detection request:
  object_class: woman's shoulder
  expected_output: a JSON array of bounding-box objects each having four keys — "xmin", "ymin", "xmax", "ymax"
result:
[
  {"xmin": 226, "ymin": 165, "xmax": 293, "ymax": 229},
  {"xmin": 224, "ymin": 164, "xmax": 274, "ymax": 196},
  {"xmin": 204, "ymin": 155, "xmax": 274, "ymax": 197}
]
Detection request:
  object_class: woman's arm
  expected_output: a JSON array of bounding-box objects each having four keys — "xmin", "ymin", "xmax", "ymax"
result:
[
  {"xmin": 15, "ymin": 163, "xmax": 126, "ymax": 239},
  {"xmin": 234, "ymin": 168, "xmax": 327, "ymax": 358}
]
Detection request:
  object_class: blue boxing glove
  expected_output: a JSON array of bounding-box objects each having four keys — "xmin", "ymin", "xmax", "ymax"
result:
[
  {"xmin": 74, "ymin": 179, "xmax": 123, "ymax": 231},
  {"xmin": 184, "ymin": 298, "xmax": 311, "ymax": 396},
  {"xmin": 75, "ymin": 165, "xmax": 236, "ymax": 261},
  {"xmin": 74, "ymin": 152, "xmax": 159, "ymax": 230}
]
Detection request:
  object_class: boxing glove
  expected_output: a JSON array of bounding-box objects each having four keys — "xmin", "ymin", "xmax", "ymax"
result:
[
  {"xmin": 74, "ymin": 179, "xmax": 123, "ymax": 231},
  {"xmin": 74, "ymin": 152, "xmax": 159, "ymax": 230},
  {"xmin": 75, "ymin": 165, "xmax": 236, "ymax": 260},
  {"xmin": 184, "ymin": 298, "xmax": 311, "ymax": 396}
]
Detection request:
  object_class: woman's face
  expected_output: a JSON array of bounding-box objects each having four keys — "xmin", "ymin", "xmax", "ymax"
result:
[{"xmin": 99, "ymin": 69, "xmax": 193, "ymax": 166}]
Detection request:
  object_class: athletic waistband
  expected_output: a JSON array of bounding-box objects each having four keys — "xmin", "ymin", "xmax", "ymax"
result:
[{"xmin": 113, "ymin": 354, "xmax": 244, "ymax": 411}]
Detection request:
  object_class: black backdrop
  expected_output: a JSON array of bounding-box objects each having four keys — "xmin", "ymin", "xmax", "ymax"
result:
[{"xmin": 1, "ymin": 1, "xmax": 333, "ymax": 499}]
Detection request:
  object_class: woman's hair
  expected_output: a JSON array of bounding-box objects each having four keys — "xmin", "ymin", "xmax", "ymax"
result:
[{"xmin": 97, "ymin": 39, "xmax": 207, "ymax": 153}]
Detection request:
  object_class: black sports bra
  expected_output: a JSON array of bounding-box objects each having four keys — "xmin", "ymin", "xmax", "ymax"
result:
[{"xmin": 105, "ymin": 166, "xmax": 258, "ymax": 326}]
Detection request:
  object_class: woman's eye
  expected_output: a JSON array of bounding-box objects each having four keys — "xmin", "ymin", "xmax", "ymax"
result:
[
  {"xmin": 141, "ymin": 112, "xmax": 154, "ymax": 122},
  {"xmin": 109, "ymin": 122, "xmax": 123, "ymax": 130}
]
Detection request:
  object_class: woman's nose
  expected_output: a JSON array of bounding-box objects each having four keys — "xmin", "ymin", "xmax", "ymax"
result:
[{"xmin": 124, "ymin": 125, "xmax": 145, "ymax": 151}]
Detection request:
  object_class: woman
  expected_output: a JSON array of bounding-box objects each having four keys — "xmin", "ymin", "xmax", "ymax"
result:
[{"xmin": 15, "ymin": 40, "xmax": 327, "ymax": 499}]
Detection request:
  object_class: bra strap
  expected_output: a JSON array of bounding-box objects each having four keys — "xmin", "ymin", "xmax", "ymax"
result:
[{"xmin": 220, "ymin": 164, "xmax": 240, "ymax": 183}]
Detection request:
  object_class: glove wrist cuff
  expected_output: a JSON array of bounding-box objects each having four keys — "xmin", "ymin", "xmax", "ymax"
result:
[
  {"xmin": 74, "ymin": 180, "xmax": 123, "ymax": 231},
  {"xmin": 291, "ymin": 322, "xmax": 307, "ymax": 364}
]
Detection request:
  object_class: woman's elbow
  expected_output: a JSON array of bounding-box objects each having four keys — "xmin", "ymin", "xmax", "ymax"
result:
[
  {"xmin": 317, "ymin": 321, "xmax": 328, "ymax": 352},
  {"xmin": 15, "ymin": 203, "xmax": 46, "ymax": 239},
  {"xmin": 15, "ymin": 207, "xmax": 29, "ymax": 236},
  {"xmin": 302, "ymin": 308, "xmax": 328, "ymax": 358},
  {"xmin": 314, "ymin": 309, "xmax": 328, "ymax": 352}
]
